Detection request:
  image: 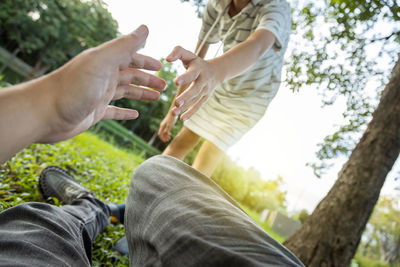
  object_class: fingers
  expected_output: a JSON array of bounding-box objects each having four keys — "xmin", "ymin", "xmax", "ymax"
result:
[
  {"xmin": 166, "ymin": 46, "xmax": 197, "ymax": 65},
  {"xmin": 102, "ymin": 25, "xmax": 162, "ymax": 72},
  {"xmin": 175, "ymin": 67, "xmax": 200, "ymax": 86},
  {"xmin": 130, "ymin": 53, "xmax": 162, "ymax": 71},
  {"xmin": 172, "ymin": 88, "xmax": 200, "ymax": 116},
  {"xmin": 116, "ymin": 68, "xmax": 165, "ymax": 101},
  {"xmin": 180, "ymin": 95, "xmax": 208, "ymax": 121},
  {"xmin": 103, "ymin": 25, "xmax": 149, "ymax": 67},
  {"xmin": 174, "ymin": 80, "xmax": 206, "ymax": 111},
  {"xmin": 102, "ymin": 106, "xmax": 139, "ymax": 121},
  {"xmin": 119, "ymin": 68, "xmax": 166, "ymax": 90},
  {"xmin": 113, "ymin": 85, "xmax": 160, "ymax": 101},
  {"xmin": 171, "ymin": 79, "xmax": 209, "ymax": 119}
]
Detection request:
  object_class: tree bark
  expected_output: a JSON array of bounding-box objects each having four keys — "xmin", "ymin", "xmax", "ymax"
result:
[{"xmin": 283, "ymin": 54, "xmax": 400, "ymax": 266}]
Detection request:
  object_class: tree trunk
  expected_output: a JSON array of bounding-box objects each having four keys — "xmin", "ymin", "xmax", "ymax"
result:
[{"xmin": 283, "ymin": 54, "xmax": 400, "ymax": 266}]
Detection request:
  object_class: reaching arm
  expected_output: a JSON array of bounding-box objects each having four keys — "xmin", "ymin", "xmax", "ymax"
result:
[
  {"xmin": 167, "ymin": 29, "xmax": 276, "ymax": 121},
  {"xmin": 0, "ymin": 25, "xmax": 166, "ymax": 163},
  {"xmin": 158, "ymin": 41, "xmax": 209, "ymax": 142}
]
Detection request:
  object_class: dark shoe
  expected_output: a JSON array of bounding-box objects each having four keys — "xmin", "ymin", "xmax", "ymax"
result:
[{"xmin": 39, "ymin": 166, "xmax": 92, "ymax": 204}]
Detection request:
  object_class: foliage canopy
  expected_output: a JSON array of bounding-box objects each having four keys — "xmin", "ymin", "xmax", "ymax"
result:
[{"xmin": 0, "ymin": 0, "xmax": 118, "ymax": 78}]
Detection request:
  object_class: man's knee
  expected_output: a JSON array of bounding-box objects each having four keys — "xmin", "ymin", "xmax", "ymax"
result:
[
  {"xmin": 130, "ymin": 155, "xmax": 186, "ymax": 196},
  {"xmin": 129, "ymin": 154, "xmax": 211, "ymax": 201}
]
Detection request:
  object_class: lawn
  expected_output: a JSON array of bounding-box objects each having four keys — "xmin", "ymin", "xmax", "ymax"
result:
[{"xmin": 0, "ymin": 131, "xmax": 284, "ymax": 266}]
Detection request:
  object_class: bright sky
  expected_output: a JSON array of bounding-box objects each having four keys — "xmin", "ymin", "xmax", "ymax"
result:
[{"xmin": 103, "ymin": 0, "xmax": 399, "ymax": 212}]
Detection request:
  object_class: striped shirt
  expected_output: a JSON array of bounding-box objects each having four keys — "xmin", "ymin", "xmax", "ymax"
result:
[{"xmin": 184, "ymin": 0, "xmax": 291, "ymax": 151}]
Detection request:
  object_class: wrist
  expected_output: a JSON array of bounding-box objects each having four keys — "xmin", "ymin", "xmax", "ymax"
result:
[
  {"xmin": 168, "ymin": 110, "xmax": 178, "ymax": 118},
  {"xmin": 207, "ymin": 58, "xmax": 227, "ymax": 84},
  {"xmin": 0, "ymin": 75, "xmax": 54, "ymax": 162},
  {"xmin": 25, "ymin": 74, "xmax": 59, "ymax": 143}
]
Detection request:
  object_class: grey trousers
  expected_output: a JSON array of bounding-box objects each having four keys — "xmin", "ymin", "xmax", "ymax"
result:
[
  {"xmin": 0, "ymin": 197, "xmax": 109, "ymax": 266},
  {"xmin": 0, "ymin": 155, "xmax": 303, "ymax": 266},
  {"xmin": 125, "ymin": 155, "xmax": 303, "ymax": 267}
]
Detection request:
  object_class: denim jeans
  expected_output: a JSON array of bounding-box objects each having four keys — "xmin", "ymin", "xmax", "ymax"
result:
[{"xmin": 0, "ymin": 155, "xmax": 303, "ymax": 267}]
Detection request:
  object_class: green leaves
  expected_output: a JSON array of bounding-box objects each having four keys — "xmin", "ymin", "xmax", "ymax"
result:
[
  {"xmin": 288, "ymin": 0, "xmax": 399, "ymax": 176},
  {"xmin": 0, "ymin": 0, "xmax": 118, "ymax": 78}
]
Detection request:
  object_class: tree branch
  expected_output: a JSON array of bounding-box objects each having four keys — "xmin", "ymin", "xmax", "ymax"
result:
[{"xmin": 369, "ymin": 30, "xmax": 400, "ymax": 44}]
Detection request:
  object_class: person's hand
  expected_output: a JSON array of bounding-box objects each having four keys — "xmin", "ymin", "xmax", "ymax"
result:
[
  {"xmin": 158, "ymin": 112, "xmax": 178, "ymax": 142},
  {"xmin": 166, "ymin": 46, "xmax": 222, "ymax": 121},
  {"xmin": 39, "ymin": 25, "xmax": 166, "ymax": 143}
]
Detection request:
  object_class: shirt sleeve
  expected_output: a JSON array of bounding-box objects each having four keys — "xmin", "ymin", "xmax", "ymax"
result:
[
  {"xmin": 198, "ymin": 0, "xmax": 220, "ymax": 44},
  {"xmin": 256, "ymin": 0, "xmax": 291, "ymax": 51}
]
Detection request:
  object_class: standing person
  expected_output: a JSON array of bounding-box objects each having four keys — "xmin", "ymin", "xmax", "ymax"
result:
[{"xmin": 158, "ymin": 0, "xmax": 291, "ymax": 177}]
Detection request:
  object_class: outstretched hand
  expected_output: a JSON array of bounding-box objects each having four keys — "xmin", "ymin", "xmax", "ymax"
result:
[
  {"xmin": 166, "ymin": 46, "xmax": 221, "ymax": 121},
  {"xmin": 0, "ymin": 25, "xmax": 166, "ymax": 163},
  {"xmin": 41, "ymin": 25, "xmax": 166, "ymax": 143}
]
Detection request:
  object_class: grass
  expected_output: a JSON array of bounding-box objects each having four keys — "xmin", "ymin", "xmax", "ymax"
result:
[
  {"xmin": 0, "ymin": 131, "xmax": 285, "ymax": 266},
  {"xmin": 0, "ymin": 132, "xmax": 142, "ymax": 266}
]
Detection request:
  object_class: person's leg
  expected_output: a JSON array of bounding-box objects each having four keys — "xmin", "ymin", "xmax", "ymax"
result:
[
  {"xmin": 125, "ymin": 155, "xmax": 304, "ymax": 267},
  {"xmin": 0, "ymin": 167, "xmax": 110, "ymax": 267},
  {"xmin": 163, "ymin": 126, "xmax": 200, "ymax": 160},
  {"xmin": 192, "ymin": 139, "xmax": 224, "ymax": 176},
  {"xmin": 0, "ymin": 198, "xmax": 108, "ymax": 267}
]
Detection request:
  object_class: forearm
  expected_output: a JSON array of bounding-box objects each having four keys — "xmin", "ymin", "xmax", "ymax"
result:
[
  {"xmin": 209, "ymin": 29, "xmax": 275, "ymax": 83},
  {"xmin": 0, "ymin": 76, "xmax": 53, "ymax": 163}
]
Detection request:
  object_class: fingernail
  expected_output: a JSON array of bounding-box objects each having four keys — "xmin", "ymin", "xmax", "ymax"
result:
[
  {"xmin": 182, "ymin": 116, "xmax": 188, "ymax": 122},
  {"xmin": 177, "ymin": 99, "xmax": 183, "ymax": 107}
]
